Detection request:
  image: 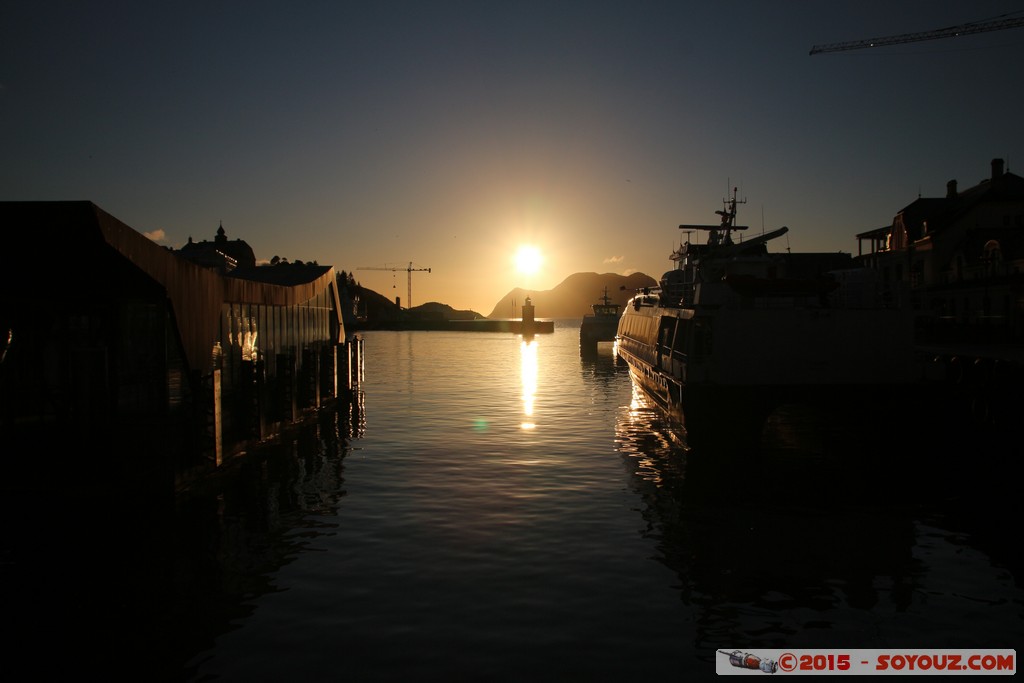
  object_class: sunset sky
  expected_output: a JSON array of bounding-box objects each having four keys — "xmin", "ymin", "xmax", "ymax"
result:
[{"xmin": 4, "ymin": 1, "xmax": 1023, "ymax": 315}]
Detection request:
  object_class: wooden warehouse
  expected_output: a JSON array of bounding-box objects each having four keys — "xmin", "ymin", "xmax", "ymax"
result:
[{"xmin": 0, "ymin": 201, "xmax": 359, "ymax": 496}]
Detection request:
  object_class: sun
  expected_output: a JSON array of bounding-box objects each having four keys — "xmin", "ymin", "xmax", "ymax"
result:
[{"xmin": 513, "ymin": 245, "xmax": 543, "ymax": 276}]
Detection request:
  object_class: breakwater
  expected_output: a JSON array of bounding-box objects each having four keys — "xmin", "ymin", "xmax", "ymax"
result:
[{"xmin": 358, "ymin": 318, "xmax": 555, "ymax": 333}]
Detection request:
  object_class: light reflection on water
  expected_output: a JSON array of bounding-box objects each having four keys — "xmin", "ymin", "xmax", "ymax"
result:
[
  {"xmin": 4, "ymin": 321, "xmax": 1020, "ymax": 680},
  {"xmin": 182, "ymin": 324, "xmax": 1018, "ymax": 680},
  {"xmin": 520, "ymin": 339, "xmax": 537, "ymax": 429},
  {"xmin": 612, "ymin": 358, "xmax": 1023, "ymax": 656}
]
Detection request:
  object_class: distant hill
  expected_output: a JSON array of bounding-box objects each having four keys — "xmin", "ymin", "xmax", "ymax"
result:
[
  {"xmin": 349, "ymin": 285, "xmax": 401, "ymax": 325},
  {"xmin": 409, "ymin": 301, "xmax": 485, "ymax": 321},
  {"xmin": 340, "ymin": 271, "xmax": 657, "ymax": 328},
  {"xmin": 341, "ymin": 281, "xmax": 486, "ymax": 330},
  {"xmin": 487, "ymin": 272, "xmax": 658, "ymax": 319}
]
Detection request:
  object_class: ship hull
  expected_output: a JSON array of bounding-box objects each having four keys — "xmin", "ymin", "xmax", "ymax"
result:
[
  {"xmin": 616, "ymin": 296, "xmax": 921, "ymax": 445},
  {"xmin": 579, "ymin": 315, "xmax": 619, "ymax": 355}
]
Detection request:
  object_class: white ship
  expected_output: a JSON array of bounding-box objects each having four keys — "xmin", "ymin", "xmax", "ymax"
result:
[{"xmin": 616, "ymin": 188, "xmax": 920, "ymax": 441}]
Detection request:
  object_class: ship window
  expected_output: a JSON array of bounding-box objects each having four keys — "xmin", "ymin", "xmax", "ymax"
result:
[
  {"xmin": 658, "ymin": 319, "xmax": 675, "ymax": 351},
  {"xmin": 673, "ymin": 319, "xmax": 688, "ymax": 358}
]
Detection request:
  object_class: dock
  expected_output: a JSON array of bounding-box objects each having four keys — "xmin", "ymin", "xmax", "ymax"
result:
[
  {"xmin": 359, "ymin": 318, "xmax": 554, "ymax": 333},
  {"xmin": 361, "ymin": 294, "xmax": 554, "ymax": 334},
  {"xmin": 448, "ymin": 319, "xmax": 554, "ymax": 333}
]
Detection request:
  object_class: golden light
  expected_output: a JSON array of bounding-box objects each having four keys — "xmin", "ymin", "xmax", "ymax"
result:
[
  {"xmin": 513, "ymin": 245, "xmax": 543, "ymax": 276},
  {"xmin": 520, "ymin": 338, "xmax": 537, "ymax": 429}
]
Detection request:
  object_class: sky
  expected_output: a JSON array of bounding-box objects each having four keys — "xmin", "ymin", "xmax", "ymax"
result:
[{"xmin": 3, "ymin": 1, "xmax": 1023, "ymax": 315}]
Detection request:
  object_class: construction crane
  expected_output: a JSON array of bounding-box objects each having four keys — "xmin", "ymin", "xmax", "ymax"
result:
[
  {"xmin": 810, "ymin": 11, "xmax": 1024, "ymax": 55},
  {"xmin": 356, "ymin": 262, "xmax": 431, "ymax": 309}
]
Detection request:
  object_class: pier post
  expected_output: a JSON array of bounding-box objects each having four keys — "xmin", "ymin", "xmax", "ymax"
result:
[
  {"xmin": 323, "ymin": 345, "xmax": 337, "ymax": 400},
  {"xmin": 277, "ymin": 352, "xmax": 297, "ymax": 423},
  {"xmin": 301, "ymin": 348, "xmax": 320, "ymax": 410},
  {"xmin": 315, "ymin": 349, "xmax": 321, "ymax": 407},
  {"xmin": 354, "ymin": 336, "xmax": 363, "ymax": 385},
  {"xmin": 211, "ymin": 369, "xmax": 222, "ymax": 467},
  {"xmin": 194, "ymin": 368, "xmax": 225, "ymax": 468},
  {"xmin": 237, "ymin": 359, "xmax": 260, "ymax": 444},
  {"xmin": 348, "ymin": 339, "xmax": 355, "ymax": 390},
  {"xmin": 256, "ymin": 359, "xmax": 268, "ymax": 440},
  {"xmin": 337, "ymin": 341, "xmax": 349, "ymax": 394}
]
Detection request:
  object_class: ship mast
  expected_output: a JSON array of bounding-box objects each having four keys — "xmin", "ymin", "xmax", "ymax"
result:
[
  {"xmin": 678, "ymin": 186, "xmax": 749, "ymax": 248},
  {"xmin": 711, "ymin": 187, "xmax": 747, "ymax": 246}
]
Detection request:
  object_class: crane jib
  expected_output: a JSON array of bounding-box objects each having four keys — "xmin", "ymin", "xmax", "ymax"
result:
[
  {"xmin": 679, "ymin": 224, "xmax": 750, "ymax": 231},
  {"xmin": 355, "ymin": 262, "xmax": 432, "ymax": 308},
  {"xmin": 809, "ymin": 13, "xmax": 1024, "ymax": 55}
]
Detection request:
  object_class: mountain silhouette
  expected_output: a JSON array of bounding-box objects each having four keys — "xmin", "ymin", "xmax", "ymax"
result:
[
  {"xmin": 343, "ymin": 271, "xmax": 658, "ymax": 329},
  {"xmin": 487, "ymin": 272, "xmax": 658, "ymax": 319},
  {"xmin": 342, "ymin": 286, "xmax": 484, "ymax": 329}
]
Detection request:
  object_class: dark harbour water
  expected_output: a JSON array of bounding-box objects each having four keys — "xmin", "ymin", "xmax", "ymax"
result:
[{"xmin": 2, "ymin": 320, "xmax": 1022, "ymax": 680}]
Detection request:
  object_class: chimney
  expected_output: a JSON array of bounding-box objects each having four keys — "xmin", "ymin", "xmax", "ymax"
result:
[
  {"xmin": 946, "ymin": 179, "xmax": 957, "ymax": 198},
  {"xmin": 992, "ymin": 158, "xmax": 1005, "ymax": 180}
]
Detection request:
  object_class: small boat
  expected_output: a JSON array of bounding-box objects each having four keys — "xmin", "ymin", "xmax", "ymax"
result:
[
  {"xmin": 580, "ymin": 287, "xmax": 621, "ymax": 356},
  {"xmin": 616, "ymin": 187, "xmax": 920, "ymax": 442}
]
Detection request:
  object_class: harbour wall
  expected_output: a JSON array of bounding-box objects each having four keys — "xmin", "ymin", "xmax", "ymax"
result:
[{"xmin": 357, "ymin": 319, "xmax": 555, "ymax": 333}]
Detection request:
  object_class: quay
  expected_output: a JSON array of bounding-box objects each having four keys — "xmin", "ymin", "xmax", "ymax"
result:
[
  {"xmin": 453, "ymin": 318, "xmax": 555, "ymax": 333},
  {"xmin": 358, "ymin": 318, "xmax": 554, "ymax": 333},
  {"xmin": 918, "ymin": 342, "xmax": 1024, "ymax": 367},
  {"xmin": 363, "ymin": 295, "xmax": 554, "ymax": 334},
  {"xmin": 915, "ymin": 341, "xmax": 1024, "ymax": 429},
  {"xmin": 412, "ymin": 318, "xmax": 554, "ymax": 333}
]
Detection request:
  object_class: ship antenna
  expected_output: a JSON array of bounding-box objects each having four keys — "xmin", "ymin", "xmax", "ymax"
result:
[{"xmin": 720, "ymin": 185, "xmax": 746, "ymax": 245}]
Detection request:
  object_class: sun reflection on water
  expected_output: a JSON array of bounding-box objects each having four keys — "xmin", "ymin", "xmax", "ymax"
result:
[
  {"xmin": 615, "ymin": 382, "xmax": 685, "ymax": 485},
  {"xmin": 520, "ymin": 338, "xmax": 537, "ymax": 429}
]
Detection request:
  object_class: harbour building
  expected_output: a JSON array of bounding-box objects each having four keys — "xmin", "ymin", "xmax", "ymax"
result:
[
  {"xmin": 856, "ymin": 158, "xmax": 1024, "ymax": 341},
  {"xmin": 0, "ymin": 201, "xmax": 358, "ymax": 496}
]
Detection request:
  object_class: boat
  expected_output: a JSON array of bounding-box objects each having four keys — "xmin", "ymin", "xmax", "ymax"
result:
[
  {"xmin": 615, "ymin": 187, "xmax": 920, "ymax": 442},
  {"xmin": 580, "ymin": 286, "xmax": 621, "ymax": 355}
]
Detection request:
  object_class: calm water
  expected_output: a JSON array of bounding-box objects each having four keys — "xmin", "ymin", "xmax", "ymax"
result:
[{"xmin": 4, "ymin": 321, "xmax": 1021, "ymax": 679}]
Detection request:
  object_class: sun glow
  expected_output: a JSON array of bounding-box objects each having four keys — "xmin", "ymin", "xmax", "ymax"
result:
[{"xmin": 513, "ymin": 245, "xmax": 543, "ymax": 276}]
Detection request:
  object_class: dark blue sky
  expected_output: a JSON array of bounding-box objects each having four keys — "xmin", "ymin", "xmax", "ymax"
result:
[{"xmin": 4, "ymin": 1, "xmax": 1022, "ymax": 312}]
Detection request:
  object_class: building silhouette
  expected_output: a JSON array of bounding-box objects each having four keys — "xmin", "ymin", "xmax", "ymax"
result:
[
  {"xmin": 0, "ymin": 201, "xmax": 359, "ymax": 496},
  {"xmin": 857, "ymin": 158, "xmax": 1024, "ymax": 341},
  {"xmin": 177, "ymin": 222, "xmax": 257, "ymax": 272}
]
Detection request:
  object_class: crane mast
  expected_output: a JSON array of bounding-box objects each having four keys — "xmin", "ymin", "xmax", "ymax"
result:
[
  {"xmin": 356, "ymin": 262, "xmax": 431, "ymax": 309},
  {"xmin": 810, "ymin": 13, "xmax": 1024, "ymax": 55}
]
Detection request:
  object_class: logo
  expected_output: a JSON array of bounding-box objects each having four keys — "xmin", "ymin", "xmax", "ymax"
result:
[{"xmin": 718, "ymin": 650, "xmax": 778, "ymax": 674}]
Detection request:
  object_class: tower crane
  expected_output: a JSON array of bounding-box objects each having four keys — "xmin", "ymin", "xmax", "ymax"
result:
[
  {"xmin": 356, "ymin": 262, "xmax": 431, "ymax": 309},
  {"xmin": 810, "ymin": 11, "xmax": 1024, "ymax": 55}
]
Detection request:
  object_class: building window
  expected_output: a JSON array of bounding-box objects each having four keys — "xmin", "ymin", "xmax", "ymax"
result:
[{"xmin": 983, "ymin": 240, "xmax": 1002, "ymax": 276}]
